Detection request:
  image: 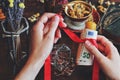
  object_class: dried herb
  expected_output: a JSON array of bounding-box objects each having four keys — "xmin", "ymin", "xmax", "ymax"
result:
[
  {"xmin": 51, "ymin": 44, "xmax": 75, "ymax": 77},
  {"xmin": 2, "ymin": 0, "xmax": 25, "ymax": 32}
]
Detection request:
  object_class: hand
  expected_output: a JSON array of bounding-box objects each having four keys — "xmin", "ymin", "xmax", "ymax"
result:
[
  {"xmin": 15, "ymin": 13, "xmax": 66, "ymax": 80},
  {"xmin": 85, "ymin": 35, "xmax": 120, "ymax": 80},
  {"xmin": 30, "ymin": 13, "xmax": 66, "ymax": 60}
]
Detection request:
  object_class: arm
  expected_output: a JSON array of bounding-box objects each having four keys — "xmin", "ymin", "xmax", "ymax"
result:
[
  {"xmin": 14, "ymin": 13, "xmax": 66, "ymax": 80},
  {"xmin": 85, "ymin": 35, "xmax": 120, "ymax": 80}
]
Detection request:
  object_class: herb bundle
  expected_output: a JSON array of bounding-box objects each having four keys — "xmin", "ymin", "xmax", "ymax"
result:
[{"xmin": 2, "ymin": 0, "xmax": 25, "ymax": 32}]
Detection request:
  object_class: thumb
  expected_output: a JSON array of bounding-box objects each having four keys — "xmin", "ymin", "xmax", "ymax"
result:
[{"xmin": 85, "ymin": 40, "xmax": 108, "ymax": 63}]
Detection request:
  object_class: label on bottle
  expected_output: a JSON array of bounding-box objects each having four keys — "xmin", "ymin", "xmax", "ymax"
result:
[{"xmin": 76, "ymin": 29, "xmax": 97, "ymax": 65}]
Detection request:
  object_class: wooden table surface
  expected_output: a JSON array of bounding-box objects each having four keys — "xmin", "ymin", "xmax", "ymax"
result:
[{"xmin": 0, "ymin": 0, "xmax": 120, "ymax": 80}]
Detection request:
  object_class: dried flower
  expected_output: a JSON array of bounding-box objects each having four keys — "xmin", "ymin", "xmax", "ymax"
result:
[{"xmin": 2, "ymin": 0, "xmax": 25, "ymax": 31}]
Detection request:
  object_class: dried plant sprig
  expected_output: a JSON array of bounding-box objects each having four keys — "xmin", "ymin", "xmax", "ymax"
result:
[{"xmin": 2, "ymin": 0, "xmax": 25, "ymax": 32}]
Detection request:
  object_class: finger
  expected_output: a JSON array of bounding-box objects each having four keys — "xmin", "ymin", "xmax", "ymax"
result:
[
  {"xmin": 59, "ymin": 17, "xmax": 67, "ymax": 28},
  {"xmin": 47, "ymin": 15, "xmax": 60, "ymax": 36},
  {"xmin": 54, "ymin": 38, "xmax": 59, "ymax": 43},
  {"xmin": 33, "ymin": 13, "xmax": 56, "ymax": 31},
  {"xmin": 32, "ymin": 21, "xmax": 44, "ymax": 32},
  {"xmin": 43, "ymin": 23, "xmax": 49, "ymax": 35},
  {"xmin": 44, "ymin": 15, "xmax": 60, "ymax": 34},
  {"xmin": 97, "ymin": 43, "xmax": 105, "ymax": 52},
  {"xmin": 97, "ymin": 35, "xmax": 117, "ymax": 55},
  {"xmin": 56, "ymin": 14, "xmax": 67, "ymax": 28},
  {"xmin": 37, "ymin": 13, "xmax": 56, "ymax": 30},
  {"xmin": 55, "ymin": 28, "xmax": 61, "ymax": 38},
  {"xmin": 39, "ymin": 13, "xmax": 56, "ymax": 23},
  {"xmin": 56, "ymin": 14, "xmax": 64, "ymax": 21},
  {"xmin": 54, "ymin": 29, "xmax": 61, "ymax": 43},
  {"xmin": 85, "ymin": 40, "xmax": 109, "ymax": 64},
  {"xmin": 97, "ymin": 35, "xmax": 114, "ymax": 48},
  {"xmin": 59, "ymin": 21, "xmax": 67, "ymax": 28}
]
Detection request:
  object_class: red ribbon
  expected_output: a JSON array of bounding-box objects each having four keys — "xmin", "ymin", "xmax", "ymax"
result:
[
  {"xmin": 89, "ymin": 40, "xmax": 99, "ymax": 80},
  {"xmin": 44, "ymin": 55, "xmax": 51, "ymax": 80},
  {"xmin": 44, "ymin": 15, "xmax": 99, "ymax": 80},
  {"xmin": 59, "ymin": 21, "xmax": 99, "ymax": 80},
  {"xmin": 92, "ymin": 59, "xmax": 99, "ymax": 80}
]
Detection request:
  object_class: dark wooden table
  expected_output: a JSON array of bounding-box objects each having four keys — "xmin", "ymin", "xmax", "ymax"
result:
[{"xmin": 0, "ymin": 0, "xmax": 120, "ymax": 80}]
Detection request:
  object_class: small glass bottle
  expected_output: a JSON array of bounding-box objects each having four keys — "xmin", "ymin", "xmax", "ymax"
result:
[{"xmin": 76, "ymin": 21, "xmax": 97, "ymax": 66}]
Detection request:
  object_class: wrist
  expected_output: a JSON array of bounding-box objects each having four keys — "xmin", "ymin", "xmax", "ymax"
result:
[{"xmin": 15, "ymin": 51, "xmax": 46, "ymax": 80}]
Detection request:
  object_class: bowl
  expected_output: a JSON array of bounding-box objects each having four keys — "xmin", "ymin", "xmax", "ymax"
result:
[{"xmin": 64, "ymin": 1, "xmax": 93, "ymax": 22}]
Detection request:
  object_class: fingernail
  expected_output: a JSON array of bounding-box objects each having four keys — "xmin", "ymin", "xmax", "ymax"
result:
[{"xmin": 85, "ymin": 40, "xmax": 91, "ymax": 46}]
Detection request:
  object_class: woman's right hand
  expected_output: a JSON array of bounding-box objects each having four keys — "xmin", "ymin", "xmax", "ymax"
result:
[{"xmin": 85, "ymin": 35, "xmax": 120, "ymax": 80}]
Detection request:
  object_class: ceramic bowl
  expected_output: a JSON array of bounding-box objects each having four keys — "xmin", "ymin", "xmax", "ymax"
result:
[{"xmin": 64, "ymin": 1, "xmax": 93, "ymax": 22}]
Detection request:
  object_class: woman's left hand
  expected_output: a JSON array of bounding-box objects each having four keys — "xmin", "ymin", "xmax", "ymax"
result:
[{"xmin": 15, "ymin": 13, "xmax": 66, "ymax": 80}]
